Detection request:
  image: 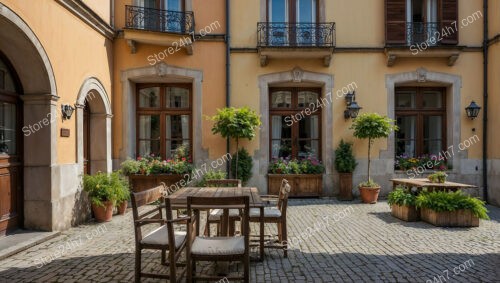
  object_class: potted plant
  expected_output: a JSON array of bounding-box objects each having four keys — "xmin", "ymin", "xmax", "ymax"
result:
[
  {"xmin": 268, "ymin": 157, "xmax": 324, "ymax": 197},
  {"xmin": 428, "ymin": 171, "xmax": 448, "ymax": 183},
  {"xmin": 83, "ymin": 171, "xmax": 127, "ymax": 222},
  {"xmin": 210, "ymin": 107, "xmax": 261, "ymax": 180},
  {"xmin": 350, "ymin": 113, "xmax": 398, "ymax": 204},
  {"xmin": 115, "ymin": 173, "xmax": 131, "ymax": 215},
  {"xmin": 416, "ymin": 190, "xmax": 489, "ymax": 227},
  {"xmin": 334, "ymin": 139, "xmax": 357, "ymax": 200},
  {"xmin": 387, "ymin": 186, "xmax": 419, "ymax": 221},
  {"xmin": 120, "ymin": 145, "xmax": 194, "ymax": 192}
]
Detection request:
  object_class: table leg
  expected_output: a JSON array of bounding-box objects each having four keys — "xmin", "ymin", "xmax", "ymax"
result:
[{"xmin": 259, "ymin": 207, "xmax": 264, "ymax": 261}]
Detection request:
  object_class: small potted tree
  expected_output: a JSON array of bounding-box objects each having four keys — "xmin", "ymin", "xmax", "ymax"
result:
[
  {"xmin": 334, "ymin": 139, "xmax": 357, "ymax": 200},
  {"xmin": 350, "ymin": 113, "xmax": 398, "ymax": 204},
  {"xmin": 210, "ymin": 107, "xmax": 261, "ymax": 180},
  {"xmin": 83, "ymin": 171, "xmax": 128, "ymax": 222}
]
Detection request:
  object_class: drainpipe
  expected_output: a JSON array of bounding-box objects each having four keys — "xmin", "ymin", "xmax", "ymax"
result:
[
  {"xmin": 225, "ymin": 0, "xmax": 231, "ymax": 173},
  {"xmin": 482, "ymin": 0, "xmax": 488, "ymax": 203}
]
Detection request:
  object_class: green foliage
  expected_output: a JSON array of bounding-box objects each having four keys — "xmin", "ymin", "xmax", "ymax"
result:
[
  {"xmin": 358, "ymin": 180, "xmax": 380, "ymax": 188},
  {"xmin": 268, "ymin": 157, "xmax": 324, "ymax": 174},
  {"xmin": 416, "ymin": 191, "xmax": 490, "ymax": 220},
  {"xmin": 230, "ymin": 148, "xmax": 253, "ymax": 184},
  {"xmin": 334, "ymin": 139, "xmax": 357, "ymax": 173},
  {"xmin": 83, "ymin": 171, "xmax": 129, "ymax": 207},
  {"xmin": 120, "ymin": 154, "xmax": 193, "ymax": 176},
  {"xmin": 427, "ymin": 171, "xmax": 448, "ymax": 183},
  {"xmin": 210, "ymin": 107, "xmax": 262, "ymax": 141},
  {"xmin": 197, "ymin": 170, "xmax": 227, "ymax": 186},
  {"xmin": 350, "ymin": 113, "xmax": 398, "ymax": 141},
  {"xmin": 120, "ymin": 158, "xmax": 141, "ymax": 175},
  {"xmin": 388, "ymin": 186, "xmax": 416, "ymax": 207}
]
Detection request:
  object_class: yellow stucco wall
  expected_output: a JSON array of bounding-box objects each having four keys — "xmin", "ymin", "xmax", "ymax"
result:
[
  {"xmin": 82, "ymin": 0, "xmax": 112, "ymax": 24},
  {"xmin": 488, "ymin": 43, "xmax": 500, "ymax": 158},
  {"xmin": 2, "ymin": 0, "xmax": 113, "ymax": 164}
]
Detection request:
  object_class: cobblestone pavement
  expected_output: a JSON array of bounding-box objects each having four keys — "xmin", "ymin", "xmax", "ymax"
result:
[{"xmin": 0, "ymin": 199, "xmax": 499, "ymax": 282}]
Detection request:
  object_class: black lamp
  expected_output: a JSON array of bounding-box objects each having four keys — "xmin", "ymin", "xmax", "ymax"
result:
[
  {"xmin": 344, "ymin": 91, "xmax": 362, "ymax": 119},
  {"xmin": 61, "ymin": 104, "xmax": 75, "ymax": 120},
  {"xmin": 465, "ymin": 101, "xmax": 481, "ymax": 120}
]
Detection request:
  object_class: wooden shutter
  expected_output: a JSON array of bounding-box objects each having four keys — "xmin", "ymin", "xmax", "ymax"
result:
[
  {"xmin": 385, "ymin": 0, "xmax": 406, "ymax": 45},
  {"xmin": 440, "ymin": 0, "xmax": 458, "ymax": 44}
]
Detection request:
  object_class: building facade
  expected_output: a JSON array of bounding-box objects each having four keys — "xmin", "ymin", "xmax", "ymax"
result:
[{"xmin": 0, "ymin": 0, "xmax": 498, "ymax": 235}]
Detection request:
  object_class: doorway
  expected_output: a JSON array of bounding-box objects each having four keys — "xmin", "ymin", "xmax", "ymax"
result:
[
  {"xmin": 0, "ymin": 54, "xmax": 22, "ymax": 235},
  {"xmin": 83, "ymin": 101, "xmax": 90, "ymax": 175}
]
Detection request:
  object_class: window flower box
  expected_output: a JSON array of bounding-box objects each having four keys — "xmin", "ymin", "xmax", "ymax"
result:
[{"xmin": 268, "ymin": 158, "xmax": 324, "ymax": 197}]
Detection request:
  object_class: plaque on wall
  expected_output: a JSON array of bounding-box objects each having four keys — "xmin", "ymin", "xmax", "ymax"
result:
[{"xmin": 60, "ymin": 128, "xmax": 70, "ymax": 137}]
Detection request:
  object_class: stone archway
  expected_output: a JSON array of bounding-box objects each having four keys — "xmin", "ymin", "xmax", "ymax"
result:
[
  {"xmin": 76, "ymin": 77, "xmax": 112, "ymax": 174},
  {"xmin": 256, "ymin": 67, "xmax": 334, "ymax": 195},
  {"xmin": 0, "ymin": 3, "xmax": 59, "ymax": 230}
]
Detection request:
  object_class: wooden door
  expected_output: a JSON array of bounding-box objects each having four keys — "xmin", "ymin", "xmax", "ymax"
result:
[
  {"xmin": 83, "ymin": 101, "xmax": 90, "ymax": 175},
  {"xmin": 0, "ymin": 56, "xmax": 22, "ymax": 235}
]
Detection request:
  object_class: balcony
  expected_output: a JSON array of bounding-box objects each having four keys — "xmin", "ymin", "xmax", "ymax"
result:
[
  {"xmin": 257, "ymin": 22, "xmax": 336, "ymax": 67},
  {"xmin": 385, "ymin": 22, "xmax": 462, "ymax": 67},
  {"xmin": 123, "ymin": 5, "xmax": 195, "ymax": 54}
]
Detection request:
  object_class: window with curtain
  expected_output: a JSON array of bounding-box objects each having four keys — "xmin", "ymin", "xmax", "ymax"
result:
[
  {"xmin": 270, "ymin": 88, "xmax": 321, "ymax": 160},
  {"xmin": 395, "ymin": 87, "xmax": 446, "ymax": 158},
  {"xmin": 136, "ymin": 84, "xmax": 191, "ymax": 159}
]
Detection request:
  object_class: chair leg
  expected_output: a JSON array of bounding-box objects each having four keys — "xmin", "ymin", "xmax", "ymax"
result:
[
  {"xmin": 169, "ymin": 250, "xmax": 176, "ymax": 283},
  {"xmin": 244, "ymin": 256, "xmax": 249, "ymax": 283},
  {"xmin": 282, "ymin": 222, "xmax": 288, "ymax": 258},
  {"xmin": 277, "ymin": 222, "xmax": 282, "ymax": 242},
  {"xmin": 161, "ymin": 249, "xmax": 166, "ymax": 265},
  {"xmin": 204, "ymin": 220, "xmax": 210, "ymax": 237},
  {"xmin": 187, "ymin": 256, "xmax": 192, "ymax": 282},
  {"xmin": 135, "ymin": 248, "xmax": 141, "ymax": 283}
]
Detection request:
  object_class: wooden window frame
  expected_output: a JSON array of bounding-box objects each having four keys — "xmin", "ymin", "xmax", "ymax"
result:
[
  {"xmin": 395, "ymin": 87, "xmax": 447, "ymax": 157},
  {"xmin": 266, "ymin": 0, "xmax": 320, "ymax": 23},
  {"xmin": 269, "ymin": 87, "xmax": 322, "ymax": 160},
  {"xmin": 136, "ymin": 83, "xmax": 192, "ymax": 160}
]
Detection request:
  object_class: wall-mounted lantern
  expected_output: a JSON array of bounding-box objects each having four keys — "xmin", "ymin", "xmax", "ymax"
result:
[
  {"xmin": 465, "ymin": 101, "xmax": 481, "ymax": 120},
  {"xmin": 344, "ymin": 91, "xmax": 362, "ymax": 119},
  {"xmin": 61, "ymin": 104, "xmax": 75, "ymax": 120}
]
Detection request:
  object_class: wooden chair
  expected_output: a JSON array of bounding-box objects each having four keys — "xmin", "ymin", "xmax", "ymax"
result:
[
  {"xmin": 204, "ymin": 179, "xmax": 242, "ymax": 236},
  {"xmin": 131, "ymin": 185, "xmax": 188, "ymax": 282},
  {"xmin": 250, "ymin": 178, "xmax": 290, "ymax": 257},
  {"xmin": 186, "ymin": 196, "xmax": 250, "ymax": 282}
]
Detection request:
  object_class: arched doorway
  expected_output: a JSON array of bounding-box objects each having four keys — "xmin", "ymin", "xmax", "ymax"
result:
[
  {"xmin": 0, "ymin": 53, "xmax": 23, "ymax": 235},
  {"xmin": 83, "ymin": 101, "xmax": 91, "ymax": 175}
]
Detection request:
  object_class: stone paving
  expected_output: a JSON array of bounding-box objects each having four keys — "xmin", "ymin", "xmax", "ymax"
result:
[{"xmin": 0, "ymin": 199, "xmax": 499, "ymax": 282}]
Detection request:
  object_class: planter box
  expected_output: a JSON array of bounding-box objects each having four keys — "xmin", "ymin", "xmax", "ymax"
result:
[
  {"xmin": 268, "ymin": 174, "xmax": 322, "ymax": 197},
  {"xmin": 420, "ymin": 208, "xmax": 479, "ymax": 227},
  {"xmin": 129, "ymin": 174, "xmax": 185, "ymax": 193},
  {"xmin": 338, "ymin": 173, "xmax": 353, "ymax": 200},
  {"xmin": 391, "ymin": 204, "xmax": 420, "ymax": 222}
]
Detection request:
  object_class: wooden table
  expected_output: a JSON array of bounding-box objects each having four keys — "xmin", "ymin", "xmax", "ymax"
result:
[
  {"xmin": 167, "ymin": 187, "xmax": 265, "ymax": 261},
  {"xmin": 390, "ymin": 178, "xmax": 478, "ymax": 192}
]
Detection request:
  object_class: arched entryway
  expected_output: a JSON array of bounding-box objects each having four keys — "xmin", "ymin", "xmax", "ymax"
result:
[
  {"xmin": 0, "ymin": 53, "xmax": 23, "ymax": 235},
  {"xmin": 76, "ymin": 78, "xmax": 112, "ymax": 175}
]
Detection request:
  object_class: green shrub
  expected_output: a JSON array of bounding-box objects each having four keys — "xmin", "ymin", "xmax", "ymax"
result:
[
  {"xmin": 334, "ymin": 139, "xmax": 357, "ymax": 173},
  {"xmin": 428, "ymin": 171, "xmax": 448, "ymax": 183},
  {"xmin": 83, "ymin": 171, "xmax": 128, "ymax": 207},
  {"xmin": 416, "ymin": 191, "xmax": 489, "ymax": 220},
  {"xmin": 268, "ymin": 158, "xmax": 324, "ymax": 174},
  {"xmin": 198, "ymin": 170, "xmax": 227, "ymax": 186},
  {"xmin": 120, "ymin": 158, "xmax": 141, "ymax": 175},
  {"xmin": 388, "ymin": 186, "xmax": 416, "ymax": 207},
  {"xmin": 231, "ymin": 148, "xmax": 253, "ymax": 184}
]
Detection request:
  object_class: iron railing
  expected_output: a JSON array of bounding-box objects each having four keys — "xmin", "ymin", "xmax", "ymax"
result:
[
  {"xmin": 406, "ymin": 22, "xmax": 440, "ymax": 46},
  {"xmin": 257, "ymin": 22, "xmax": 335, "ymax": 47},
  {"xmin": 125, "ymin": 5, "xmax": 194, "ymax": 34}
]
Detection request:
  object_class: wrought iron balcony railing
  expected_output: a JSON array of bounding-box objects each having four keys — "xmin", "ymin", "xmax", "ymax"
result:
[
  {"xmin": 257, "ymin": 22, "xmax": 335, "ymax": 48},
  {"xmin": 406, "ymin": 22, "xmax": 441, "ymax": 46},
  {"xmin": 125, "ymin": 5, "xmax": 194, "ymax": 34}
]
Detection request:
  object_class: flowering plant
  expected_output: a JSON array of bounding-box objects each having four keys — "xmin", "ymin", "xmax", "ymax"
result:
[
  {"xmin": 395, "ymin": 154, "xmax": 447, "ymax": 171},
  {"xmin": 268, "ymin": 157, "xmax": 324, "ymax": 174},
  {"xmin": 121, "ymin": 147, "xmax": 193, "ymax": 176}
]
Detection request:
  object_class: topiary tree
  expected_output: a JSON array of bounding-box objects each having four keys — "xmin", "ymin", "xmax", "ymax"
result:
[
  {"xmin": 334, "ymin": 139, "xmax": 357, "ymax": 173},
  {"xmin": 231, "ymin": 148, "xmax": 253, "ymax": 184},
  {"xmin": 210, "ymin": 107, "xmax": 261, "ymax": 179},
  {"xmin": 350, "ymin": 113, "xmax": 398, "ymax": 186}
]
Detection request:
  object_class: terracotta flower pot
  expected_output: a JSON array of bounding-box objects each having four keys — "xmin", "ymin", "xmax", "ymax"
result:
[
  {"xmin": 359, "ymin": 186, "xmax": 381, "ymax": 204},
  {"xmin": 117, "ymin": 201, "xmax": 128, "ymax": 215},
  {"xmin": 91, "ymin": 201, "xmax": 114, "ymax": 222}
]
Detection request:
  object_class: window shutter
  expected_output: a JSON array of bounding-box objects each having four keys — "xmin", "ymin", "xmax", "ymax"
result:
[
  {"xmin": 440, "ymin": 0, "xmax": 458, "ymax": 44},
  {"xmin": 385, "ymin": 0, "xmax": 406, "ymax": 45}
]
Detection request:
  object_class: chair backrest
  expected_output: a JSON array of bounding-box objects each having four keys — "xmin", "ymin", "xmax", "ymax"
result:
[
  {"xmin": 131, "ymin": 184, "xmax": 165, "ymax": 241},
  {"xmin": 205, "ymin": 179, "xmax": 242, "ymax": 188},
  {"xmin": 277, "ymin": 179, "xmax": 291, "ymax": 214},
  {"xmin": 187, "ymin": 196, "xmax": 250, "ymax": 236}
]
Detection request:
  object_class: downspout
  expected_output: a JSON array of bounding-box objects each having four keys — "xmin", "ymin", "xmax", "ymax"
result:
[
  {"xmin": 482, "ymin": 0, "xmax": 488, "ymax": 203},
  {"xmin": 225, "ymin": 0, "xmax": 231, "ymax": 173}
]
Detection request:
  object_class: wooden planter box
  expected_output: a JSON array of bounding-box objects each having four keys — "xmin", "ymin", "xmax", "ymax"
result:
[
  {"xmin": 391, "ymin": 204, "xmax": 420, "ymax": 222},
  {"xmin": 338, "ymin": 173, "xmax": 353, "ymax": 200},
  {"xmin": 420, "ymin": 208, "xmax": 479, "ymax": 227},
  {"xmin": 129, "ymin": 174, "xmax": 185, "ymax": 193},
  {"xmin": 268, "ymin": 174, "xmax": 322, "ymax": 197}
]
